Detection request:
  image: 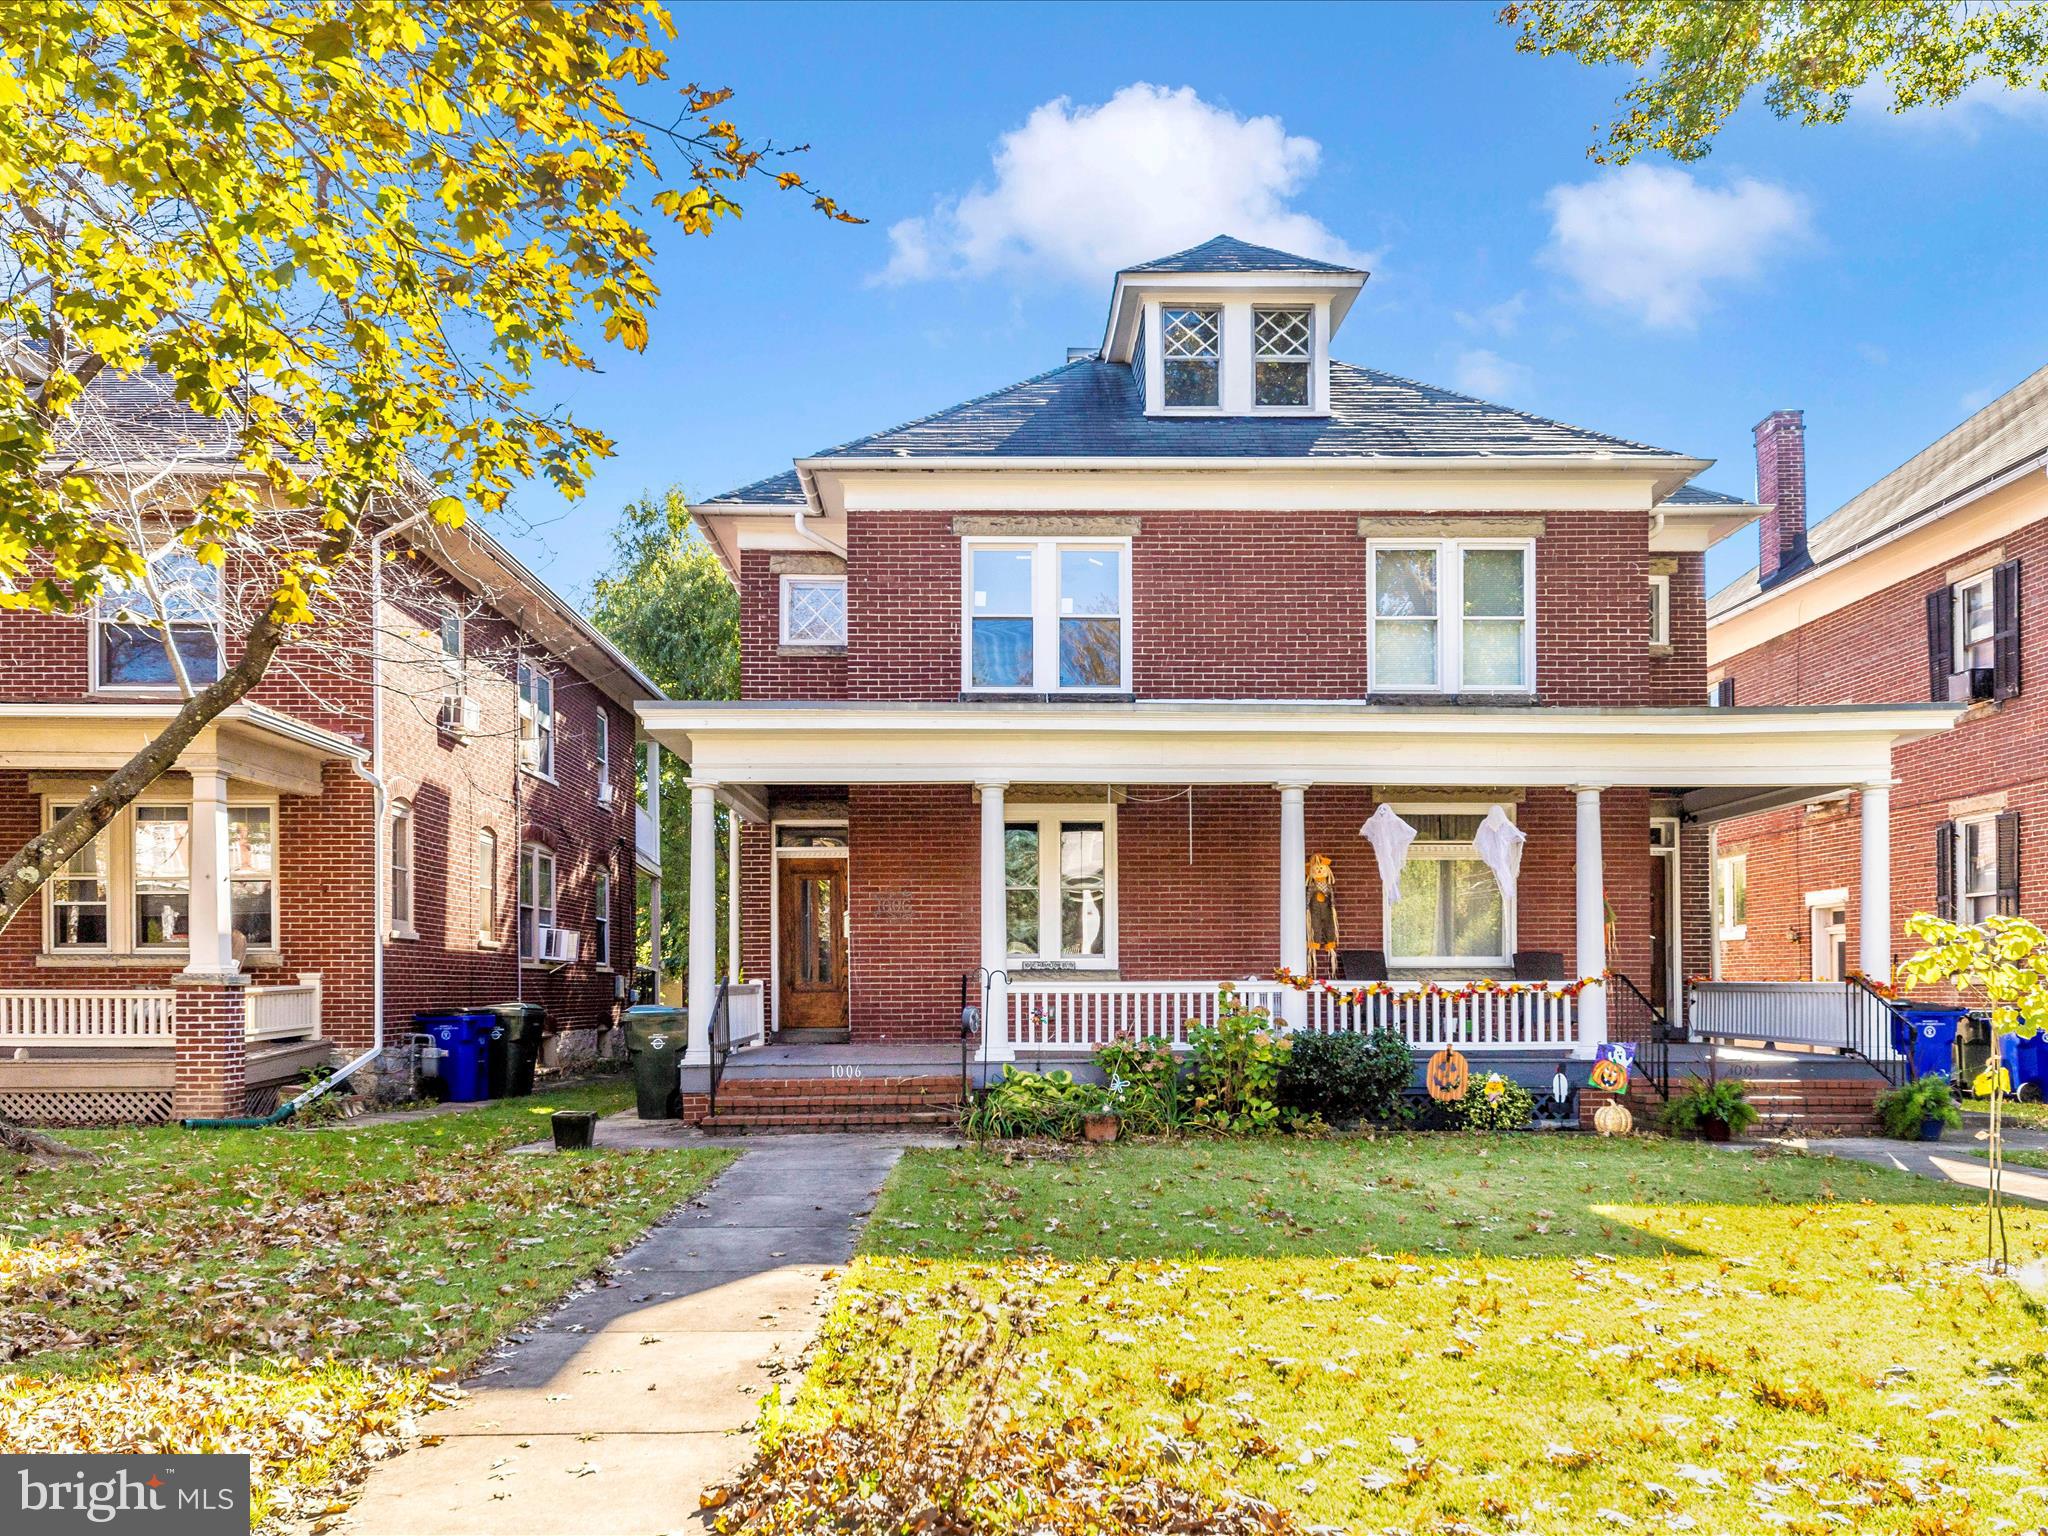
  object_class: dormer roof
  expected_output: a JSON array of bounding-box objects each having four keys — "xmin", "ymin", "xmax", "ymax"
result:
[
  {"xmin": 1119, "ymin": 235, "xmax": 1366, "ymax": 277},
  {"xmin": 1101, "ymin": 232, "xmax": 1370, "ymax": 363}
]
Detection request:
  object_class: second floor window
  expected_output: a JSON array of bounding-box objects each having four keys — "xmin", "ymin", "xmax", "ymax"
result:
[
  {"xmin": 1160, "ymin": 306, "xmax": 1220, "ymax": 407},
  {"xmin": 594, "ymin": 711, "xmax": 612, "ymax": 804},
  {"xmin": 476, "ymin": 827, "xmax": 499, "ymax": 945},
  {"xmin": 1648, "ymin": 573, "xmax": 1671, "ymax": 646},
  {"xmin": 95, "ymin": 547, "xmax": 223, "ymax": 690},
  {"xmin": 519, "ymin": 844, "xmax": 556, "ymax": 959},
  {"xmin": 594, "ymin": 867, "xmax": 612, "ymax": 967},
  {"xmin": 518, "ymin": 662, "xmax": 555, "ymax": 777},
  {"xmin": 781, "ymin": 574, "xmax": 847, "ymax": 646},
  {"xmin": 964, "ymin": 540, "xmax": 1128, "ymax": 693},
  {"xmin": 1369, "ymin": 539, "xmax": 1533, "ymax": 694},
  {"xmin": 1253, "ymin": 307, "xmax": 1312, "ymax": 407}
]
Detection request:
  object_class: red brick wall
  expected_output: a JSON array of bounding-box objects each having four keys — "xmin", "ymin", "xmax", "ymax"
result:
[
  {"xmin": 734, "ymin": 508, "xmax": 1699, "ymax": 704},
  {"xmin": 1716, "ymin": 518, "xmax": 2048, "ymax": 983},
  {"xmin": 846, "ymin": 784, "xmax": 978, "ymax": 1043},
  {"xmin": 172, "ymin": 976, "xmax": 247, "ymax": 1119}
]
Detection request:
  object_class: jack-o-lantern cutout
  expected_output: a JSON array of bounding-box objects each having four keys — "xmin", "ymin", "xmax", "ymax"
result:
[
  {"xmin": 1588, "ymin": 1057, "xmax": 1627, "ymax": 1094},
  {"xmin": 1593, "ymin": 1100, "xmax": 1634, "ymax": 1137},
  {"xmin": 1426, "ymin": 1047, "xmax": 1470, "ymax": 1103}
]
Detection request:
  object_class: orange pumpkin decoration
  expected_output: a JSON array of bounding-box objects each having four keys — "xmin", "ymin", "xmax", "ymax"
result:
[
  {"xmin": 1593, "ymin": 1100, "xmax": 1634, "ymax": 1137},
  {"xmin": 1425, "ymin": 1047, "xmax": 1470, "ymax": 1102},
  {"xmin": 1589, "ymin": 1057, "xmax": 1628, "ymax": 1094}
]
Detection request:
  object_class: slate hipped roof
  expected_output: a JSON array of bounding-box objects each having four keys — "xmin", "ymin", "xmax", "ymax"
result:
[
  {"xmin": 1708, "ymin": 364, "xmax": 2048, "ymax": 617},
  {"xmin": 1119, "ymin": 234, "xmax": 1366, "ymax": 276}
]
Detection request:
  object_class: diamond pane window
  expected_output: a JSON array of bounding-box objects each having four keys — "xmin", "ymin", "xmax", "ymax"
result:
[
  {"xmin": 782, "ymin": 576, "xmax": 847, "ymax": 646},
  {"xmin": 1253, "ymin": 307, "xmax": 1312, "ymax": 406},
  {"xmin": 1161, "ymin": 307, "xmax": 1220, "ymax": 407}
]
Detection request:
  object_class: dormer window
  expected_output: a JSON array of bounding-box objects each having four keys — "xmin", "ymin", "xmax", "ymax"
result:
[
  {"xmin": 1160, "ymin": 307, "xmax": 1220, "ymax": 408},
  {"xmin": 1253, "ymin": 308, "xmax": 1312, "ymax": 407}
]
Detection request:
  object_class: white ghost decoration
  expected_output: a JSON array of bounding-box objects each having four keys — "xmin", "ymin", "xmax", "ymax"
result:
[
  {"xmin": 1471, "ymin": 805, "xmax": 1527, "ymax": 898},
  {"xmin": 1360, "ymin": 804, "xmax": 1418, "ymax": 904}
]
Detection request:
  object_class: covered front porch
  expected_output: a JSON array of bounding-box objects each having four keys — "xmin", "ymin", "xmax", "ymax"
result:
[{"xmin": 641, "ymin": 699, "xmax": 1959, "ymax": 1077}]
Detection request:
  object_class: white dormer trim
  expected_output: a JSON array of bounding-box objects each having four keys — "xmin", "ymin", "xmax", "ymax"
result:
[
  {"xmin": 1102, "ymin": 268, "xmax": 1366, "ymax": 364},
  {"xmin": 1140, "ymin": 295, "xmax": 1332, "ymax": 417}
]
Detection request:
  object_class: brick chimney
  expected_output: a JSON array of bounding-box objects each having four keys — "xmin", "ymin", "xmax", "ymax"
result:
[{"xmin": 1754, "ymin": 408, "xmax": 1809, "ymax": 587}]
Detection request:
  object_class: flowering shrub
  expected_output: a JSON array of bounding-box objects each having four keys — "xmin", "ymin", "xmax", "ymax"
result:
[{"xmin": 1185, "ymin": 985, "xmax": 1291, "ymax": 1134}]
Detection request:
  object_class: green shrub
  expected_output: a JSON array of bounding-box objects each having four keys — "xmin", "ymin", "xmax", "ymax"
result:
[
  {"xmin": 1659, "ymin": 1078, "xmax": 1760, "ymax": 1137},
  {"xmin": 1277, "ymin": 1028, "xmax": 1413, "ymax": 1126},
  {"xmin": 1185, "ymin": 984, "xmax": 1291, "ymax": 1134},
  {"xmin": 963, "ymin": 1066, "xmax": 1096, "ymax": 1142},
  {"xmin": 1446, "ymin": 1073, "xmax": 1535, "ymax": 1133},
  {"xmin": 1875, "ymin": 1075, "xmax": 1963, "ymax": 1140},
  {"xmin": 1094, "ymin": 1036, "xmax": 1182, "ymax": 1135}
]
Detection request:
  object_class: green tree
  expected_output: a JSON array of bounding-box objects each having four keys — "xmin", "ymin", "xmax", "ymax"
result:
[
  {"xmin": 590, "ymin": 486, "xmax": 739, "ymax": 978},
  {"xmin": 1500, "ymin": 1, "xmax": 2048, "ymax": 162},
  {"xmin": 0, "ymin": 0, "xmax": 852, "ymax": 936}
]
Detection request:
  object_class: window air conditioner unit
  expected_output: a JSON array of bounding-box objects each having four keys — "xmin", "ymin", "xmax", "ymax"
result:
[
  {"xmin": 439, "ymin": 693, "xmax": 483, "ymax": 735},
  {"xmin": 1946, "ymin": 667, "xmax": 1996, "ymax": 703},
  {"xmin": 537, "ymin": 926, "xmax": 581, "ymax": 965}
]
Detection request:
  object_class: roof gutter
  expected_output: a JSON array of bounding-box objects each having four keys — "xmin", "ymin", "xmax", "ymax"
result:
[
  {"xmin": 791, "ymin": 462, "xmax": 848, "ymax": 560},
  {"xmin": 791, "ymin": 452, "xmax": 1711, "ymax": 476}
]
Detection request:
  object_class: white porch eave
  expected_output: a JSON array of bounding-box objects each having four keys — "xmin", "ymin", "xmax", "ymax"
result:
[
  {"xmin": 635, "ymin": 700, "xmax": 1962, "ymax": 804},
  {"xmin": 0, "ymin": 701, "xmax": 366, "ymax": 797}
]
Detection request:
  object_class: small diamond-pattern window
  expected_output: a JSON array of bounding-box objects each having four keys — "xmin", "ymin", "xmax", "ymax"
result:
[
  {"xmin": 784, "ymin": 577, "xmax": 846, "ymax": 646},
  {"xmin": 1161, "ymin": 307, "xmax": 1220, "ymax": 407},
  {"xmin": 1253, "ymin": 308, "xmax": 1312, "ymax": 406}
]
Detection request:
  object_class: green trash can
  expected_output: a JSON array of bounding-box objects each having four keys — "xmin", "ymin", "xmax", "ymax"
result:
[
  {"xmin": 487, "ymin": 1002, "xmax": 545, "ymax": 1098},
  {"xmin": 625, "ymin": 1005, "xmax": 685, "ymax": 1120}
]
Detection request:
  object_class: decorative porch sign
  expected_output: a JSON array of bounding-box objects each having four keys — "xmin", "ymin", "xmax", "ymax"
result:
[
  {"xmin": 1360, "ymin": 804, "xmax": 1417, "ymax": 901},
  {"xmin": 1425, "ymin": 1046, "xmax": 1469, "ymax": 1102}
]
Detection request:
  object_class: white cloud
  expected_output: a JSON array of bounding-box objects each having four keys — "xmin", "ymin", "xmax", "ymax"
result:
[
  {"xmin": 1451, "ymin": 349, "xmax": 1533, "ymax": 401},
  {"xmin": 1541, "ymin": 166, "xmax": 1810, "ymax": 330},
  {"xmin": 1860, "ymin": 77, "xmax": 2048, "ymax": 138},
  {"xmin": 876, "ymin": 83, "xmax": 1368, "ymax": 286},
  {"xmin": 1454, "ymin": 292, "xmax": 1528, "ymax": 338}
]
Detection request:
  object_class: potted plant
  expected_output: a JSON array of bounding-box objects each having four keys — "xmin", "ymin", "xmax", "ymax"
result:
[
  {"xmin": 1660, "ymin": 1078, "xmax": 1759, "ymax": 1142},
  {"xmin": 1081, "ymin": 1088, "xmax": 1121, "ymax": 1143},
  {"xmin": 1875, "ymin": 1075, "xmax": 1964, "ymax": 1142}
]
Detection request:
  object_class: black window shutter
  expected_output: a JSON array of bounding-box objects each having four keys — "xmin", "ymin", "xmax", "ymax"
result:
[
  {"xmin": 1711, "ymin": 677, "xmax": 1734, "ymax": 707},
  {"xmin": 1934, "ymin": 820, "xmax": 1957, "ymax": 921},
  {"xmin": 1992, "ymin": 558, "xmax": 2022, "ymax": 700},
  {"xmin": 1996, "ymin": 810, "xmax": 2021, "ymax": 915},
  {"xmin": 1926, "ymin": 586, "xmax": 1954, "ymax": 701}
]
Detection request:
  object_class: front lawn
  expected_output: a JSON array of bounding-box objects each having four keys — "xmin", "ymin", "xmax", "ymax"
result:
[
  {"xmin": 784, "ymin": 1136, "xmax": 2048, "ymax": 1534},
  {"xmin": 1, "ymin": 1081, "xmax": 731, "ymax": 1528}
]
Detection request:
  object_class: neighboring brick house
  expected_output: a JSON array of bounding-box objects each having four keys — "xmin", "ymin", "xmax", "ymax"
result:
[
  {"xmin": 1707, "ymin": 368, "xmax": 2045, "ymax": 989},
  {"xmin": 0, "ymin": 373, "xmax": 665, "ymax": 1123},
  {"xmin": 642, "ymin": 236, "xmax": 1955, "ymax": 1112}
]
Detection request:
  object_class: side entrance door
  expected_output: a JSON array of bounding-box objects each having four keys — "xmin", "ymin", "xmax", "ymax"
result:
[{"xmin": 778, "ymin": 858, "xmax": 848, "ymax": 1034}]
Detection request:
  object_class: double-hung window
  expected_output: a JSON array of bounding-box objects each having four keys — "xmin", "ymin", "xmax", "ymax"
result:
[
  {"xmin": 43, "ymin": 798, "xmax": 277, "ymax": 955},
  {"xmin": 229, "ymin": 806, "xmax": 275, "ymax": 948},
  {"xmin": 1369, "ymin": 539, "xmax": 1534, "ymax": 694},
  {"xmin": 517, "ymin": 662, "xmax": 555, "ymax": 777},
  {"xmin": 594, "ymin": 866, "xmax": 612, "ymax": 968},
  {"xmin": 964, "ymin": 539, "xmax": 1129, "ymax": 692},
  {"xmin": 1956, "ymin": 815, "xmax": 2000, "ymax": 924},
  {"xmin": 1953, "ymin": 569, "xmax": 1996, "ymax": 669},
  {"xmin": 594, "ymin": 711, "xmax": 613, "ymax": 804},
  {"xmin": 1160, "ymin": 306, "xmax": 1220, "ymax": 408},
  {"xmin": 48, "ymin": 806, "xmax": 110, "ymax": 951},
  {"xmin": 476, "ymin": 828, "xmax": 499, "ymax": 945},
  {"xmin": 519, "ymin": 845, "xmax": 556, "ymax": 960},
  {"xmin": 132, "ymin": 805, "xmax": 191, "ymax": 948},
  {"xmin": 1715, "ymin": 854, "xmax": 1748, "ymax": 941},
  {"xmin": 1385, "ymin": 809, "xmax": 1510, "ymax": 967},
  {"xmin": 389, "ymin": 801, "xmax": 414, "ymax": 935},
  {"xmin": 94, "ymin": 547, "xmax": 223, "ymax": 690},
  {"xmin": 1648, "ymin": 573, "xmax": 1671, "ymax": 646},
  {"xmin": 1002, "ymin": 807, "xmax": 1114, "ymax": 967},
  {"xmin": 1253, "ymin": 307, "xmax": 1312, "ymax": 407},
  {"xmin": 781, "ymin": 574, "xmax": 847, "ymax": 646}
]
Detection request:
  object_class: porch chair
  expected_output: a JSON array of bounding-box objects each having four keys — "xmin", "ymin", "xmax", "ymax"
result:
[
  {"xmin": 1336, "ymin": 949, "xmax": 1390, "ymax": 982},
  {"xmin": 1512, "ymin": 950, "xmax": 1567, "ymax": 981}
]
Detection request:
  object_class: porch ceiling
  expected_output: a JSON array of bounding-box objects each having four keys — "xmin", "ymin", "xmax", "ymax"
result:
[
  {"xmin": 637, "ymin": 699, "xmax": 1962, "ymax": 805},
  {"xmin": 0, "ymin": 702, "xmax": 364, "ymax": 796}
]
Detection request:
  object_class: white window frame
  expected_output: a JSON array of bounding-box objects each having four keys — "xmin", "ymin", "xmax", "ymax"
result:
[
  {"xmin": 1367, "ymin": 538, "xmax": 1536, "ymax": 695},
  {"xmin": 1001, "ymin": 803, "xmax": 1117, "ymax": 970},
  {"xmin": 1952, "ymin": 568, "xmax": 1996, "ymax": 669},
  {"xmin": 388, "ymin": 800, "xmax": 415, "ymax": 939},
  {"xmin": 1157, "ymin": 304, "xmax": 1222, "ymax": 412},
  {"xmin": 90, "ymin": 546, "xmax": 226, "ymax": 695},
  {"xmin": 594, "ymin": 710, "xmax": 613, "ymax": 805},
  {"xmin": 1251, "ymin": 305, "xmax": 1315, "ymax": 412},
  {"xmin": 40, "ymin": 792, "xmax": 279, "ymax": 959},
  {"xmin": 961, "ymin": 537, "xmax": 1132, "ymax": 694},
  {"xmin": 1956, "ymin": 813, "xmax": 2000, "ymax": 925},
  {"xmin": 779, "ymin": 573, "xmax": 848, "ymax": 646},
  {"xmin": 436, "ymin": 603, "xmax": 464, "ymax": 673},
  {"xmin": 1648, "ymin": 572, "xmax": 1671, "ymax": 647},
  {"xmin": 1381, "ymin": 801, "xmax": 1515, "ymax": 970},
  {"xmin": 476, "ymin": 827, "xmax": 500, "ymax": 947},
  {"xmin": 519, "ymin": 843, "xmax": 557, "ymax": 961},
  {"xmin": 1715, "ymin": 853, "xmax": 1748, "ymax": 941},
  {"xmin": 594, "ymin": 865, "xmax": 612, "ymax": 970},
  {"xmin": 517, "ymin": 661, "xmax": 556, "ymax": 780}
]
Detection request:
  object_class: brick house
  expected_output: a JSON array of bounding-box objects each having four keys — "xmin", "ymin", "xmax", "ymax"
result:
[
  {"xmin": 0, "ymin": 373, "xmax": 666, "ymax": 1123},
  {"xmin": 1707, "ymin": 368, "xmax": 2044, "ymax": 990},
  {"xmin": 640, "ymin": 236, "xmax": 1957, "ymax": 1122}
]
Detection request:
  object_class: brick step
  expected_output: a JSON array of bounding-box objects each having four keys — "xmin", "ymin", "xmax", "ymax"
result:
[
  {"xmin": 716, "ymin": 1077, "xmax": 963, "ymax": 1102},
  {"xmin": 701, "ymin": 1109, "xmax": 960, "ymax": 1134},
  {"xmin": 710, "ymin": 1095, "xmax": 963, "ymax": 1115}
]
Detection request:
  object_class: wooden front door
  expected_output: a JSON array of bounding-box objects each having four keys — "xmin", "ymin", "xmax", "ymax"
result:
[{"xmin": 778, "ymin": 859, "xmax": 848, "ymax": 1033}]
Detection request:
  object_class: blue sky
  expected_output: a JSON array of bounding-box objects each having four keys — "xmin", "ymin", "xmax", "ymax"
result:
[{"xmin": 500, "ymin": 1, "xmax": 2048, "ymax": 602}]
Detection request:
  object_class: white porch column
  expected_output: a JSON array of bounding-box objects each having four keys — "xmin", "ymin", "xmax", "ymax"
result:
[
  {"xmin": 1859, "ymin": 780, "xmax": 1892, "ymax": 983},
  {"xmin": 644, "ymin": 739, "xmax": 664, "ymax": 991},
  {"xmin": 978, "ymin": 780, "xmax": 1013, "ymax": 1061},
  {"xmin": 686, "ymin": 780, "xmax": 717, "ymax": 1064},
  {"xmin": 725, "ymin": 806, "xmax": 742, "ymax": 981},
  {"xmin": 183, "ymin": 766, "xmax": 238, "ymax": 978},
  {"xmin": 1276, "ymin": 782, "xmax": 1309, "ymax": 1029},
  {"xmin": 646, "ymin": 876, "xmax": 663, "ymax": 991},
  {"xmin": 1573, "ymin": 785, "xmax": 1608, "ymax": 1055}
]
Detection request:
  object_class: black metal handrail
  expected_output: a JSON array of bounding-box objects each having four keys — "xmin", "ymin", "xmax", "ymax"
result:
[
  {"xmin": 1610, "ymin": 970, "xmax": 1676, "ymax": 1101},
  {"xmin": 1846, "ymin": 975, "xmax": 1913, "ymax": 1087},
  {"xmin": 706, "ymin": 979, "xmax": 733, "ymax": 1118}
]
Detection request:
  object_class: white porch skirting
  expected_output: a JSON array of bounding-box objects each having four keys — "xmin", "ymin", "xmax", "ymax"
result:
[{"xmin": 1005, "ymin": 979, "xmax": 1578, "ymax": 1055}]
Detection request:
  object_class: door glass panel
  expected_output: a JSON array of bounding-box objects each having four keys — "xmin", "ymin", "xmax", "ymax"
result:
[
  {"xmin": 1059, "ymin": 823, "xmax": 1106, "ymax": 958},
  {"xmin": 807, "ymin": 878, "xmax": 834, "ymax": 983}
]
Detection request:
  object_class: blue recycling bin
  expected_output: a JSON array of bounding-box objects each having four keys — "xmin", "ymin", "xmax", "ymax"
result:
[
  {"xmin": 417, "ymin": 1011, "xmax": 496, "ymax": 1102},
  {"xmin": 2001, "ymin": 1033, "xmax": 2047, "ymax": 1099},
  {"xmin": 1896, "ymin": 1008, "xmax": 1965, "ymax": 1081}
]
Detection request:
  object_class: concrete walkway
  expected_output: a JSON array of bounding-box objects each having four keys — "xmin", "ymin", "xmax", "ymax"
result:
[
  {"xmin": 339, "ymin": 1131, "xmax": 925, "ymax": 1536},
  {"xmin": 1788, "ymin": 1124, "xmax": 2048, "ymax": 1205}
]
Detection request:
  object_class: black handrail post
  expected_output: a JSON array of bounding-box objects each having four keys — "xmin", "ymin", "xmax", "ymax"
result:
[{"xmin": 706, "ymin": 979, "xmax": 732, "ymax": 1120}]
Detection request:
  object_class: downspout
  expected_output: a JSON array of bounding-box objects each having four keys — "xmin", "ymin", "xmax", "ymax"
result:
[
  {"xmin": 791, "ymin": 464, "xmax": 848, "ymax": 559},
  {"xmin": 186, "ymin": 506, "xmax": 434, "ymax": 1127}
]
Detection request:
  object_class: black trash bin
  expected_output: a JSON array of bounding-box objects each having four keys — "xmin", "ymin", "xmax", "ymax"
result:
[
  {"xmin": 487, "ymin": 1002, "xmax": 545, "ymax": 1097},
  {"xmin": 625, "ymin": 1004, "xmax": 685, "ymax": 1120}
]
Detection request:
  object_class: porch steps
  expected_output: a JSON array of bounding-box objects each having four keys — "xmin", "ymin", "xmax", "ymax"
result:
[
  {"xmin": 697, "ymin": 1073, "xmax": 965, "ymax": 1134},
  {"xmin": 1583, "ymin": 1074, "xmax": 1883, "ymax": 1136}
]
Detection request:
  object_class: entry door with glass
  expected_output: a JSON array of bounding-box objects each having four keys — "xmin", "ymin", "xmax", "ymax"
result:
[
  {"xmin": 778, "ymin": 858, "xmax": 848, "ymax": 1033},
  {"xmin": 1811, "ymin": 904, "xmax": 1847, "ymax": 982}
]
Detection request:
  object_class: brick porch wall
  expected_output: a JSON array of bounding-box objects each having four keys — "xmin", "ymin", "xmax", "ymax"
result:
[{"xmin": 172, "ymin": 975, "xmax": 247, "ymax": 1119}]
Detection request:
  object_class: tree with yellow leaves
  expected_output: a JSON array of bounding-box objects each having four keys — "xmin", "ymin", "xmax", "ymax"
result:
[{"xmin": 0, "ymin": 0, "xmax": 854, "ymax": 937}]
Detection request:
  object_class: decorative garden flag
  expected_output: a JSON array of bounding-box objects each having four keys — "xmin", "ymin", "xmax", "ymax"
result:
[
  {"xmin": 1360, "ymin": 804, "xmax": 1417, "ymax": 902},
  {"xmin": 1471, "ymin": 805, "xmax": 1526, "ymax": 897}
]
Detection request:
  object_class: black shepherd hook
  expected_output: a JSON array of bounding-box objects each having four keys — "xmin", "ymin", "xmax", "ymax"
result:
[{"xmin": 960, "ymin": 967, "xmax": 1008, "ymax": 1097}]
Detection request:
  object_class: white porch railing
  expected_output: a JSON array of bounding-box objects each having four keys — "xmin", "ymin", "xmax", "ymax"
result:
[
  {"xmin": 1689, "ymin": 980, "xmax": 1908, "ymax": 1074},
  {"xmin": 722, "ymin": 981, "xmax": 765, "ymax": 1049},
  {"xmin": 245, "ymin": 973, "xmax": 323, "ymax": 1043},
  {"xmin": 0, "ymin": 989, "xmax": 176, "ymax": 1047},
  {"xmin": 1005, "ymin": 979, "xmax": 1579, "ymax": 1053}
]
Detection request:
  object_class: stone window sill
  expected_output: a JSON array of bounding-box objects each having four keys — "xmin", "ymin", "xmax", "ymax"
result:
[
  {"xmin": 1648, "ymin": 643, "xmax": 1674, "ymax": 659},
  {"xmin": 777, "ymin": 643, "xmax": 847, "ymax": 659},
  {"xmin": 36, "ymin": 950, "xmax": 283, "ymax": 970},
  {"xmin": 389, "ymin": 925, "xmax": 420, "ymax": 942}
]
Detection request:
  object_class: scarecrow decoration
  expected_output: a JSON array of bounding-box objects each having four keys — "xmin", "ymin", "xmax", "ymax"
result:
[
  {"xmin": 1425, "ymin": 1046, "xmax": 1470, "ymax": 1102},
  {"xmin": 1306, "ymin": 853, "xmax": 1340, "ymax": 978}
]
